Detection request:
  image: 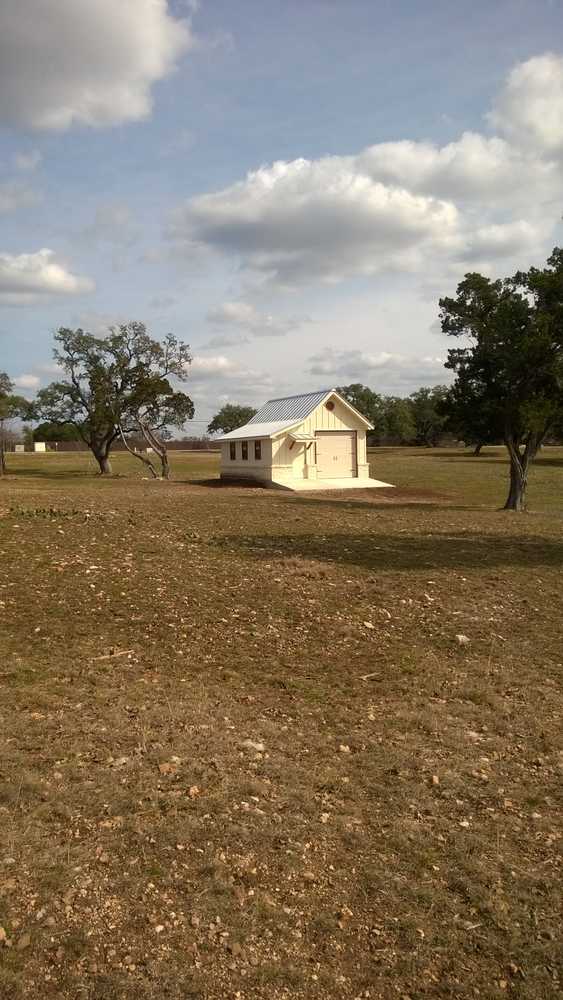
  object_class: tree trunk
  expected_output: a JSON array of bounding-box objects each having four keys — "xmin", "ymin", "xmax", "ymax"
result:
[
  {"xmin": 138, "ymin": 419, "xmax": 171, "ymax": 480},
  {"xmin": 96, "ymin": 453, "xmax": 112, "ymax": 475},
  {"xmin": 92, "ymin": 444, "xmax": 113, "ymax": 475},
  {"xmin": 117, "ymin": 424, "xmax": 158, "ymax": 478},
  {"xmin": 504, "ymin": 460, "xmax": 527, "ymax": 511},
  {"xmin": 503, "ymin": 431, "xmax": 538, "ymax": 511},
  {"xmin": 473, "ymin": 442, "xmax": 483, "ymax": 456},
  {"xmin": 0, "ymin": 442, "xmax": 5, "ymax": 476}
]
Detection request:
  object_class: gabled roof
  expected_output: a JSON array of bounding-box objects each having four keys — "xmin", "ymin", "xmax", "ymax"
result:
[
  {"xmin": 248, "ymin": 389, "xmax": 331, "ymax": 424},
  {"xmin": 219, "ymin": 388, "xmax": 373, "ymax": 441}
]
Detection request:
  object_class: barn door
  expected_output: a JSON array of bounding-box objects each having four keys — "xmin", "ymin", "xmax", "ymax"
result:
[{"xmin": 315, "ymin": 431, "xmax": 356, "ymax": 478}]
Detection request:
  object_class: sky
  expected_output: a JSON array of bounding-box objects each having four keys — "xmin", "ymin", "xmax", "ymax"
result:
[{"xmin": 1, "ymin": 0, "xmax": 563, "ymax": 430}]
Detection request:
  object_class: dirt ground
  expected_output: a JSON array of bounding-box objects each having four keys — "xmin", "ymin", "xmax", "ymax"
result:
[{"xmin": 1, "ymin": 449, "xmax": 562, "ymax": 999}]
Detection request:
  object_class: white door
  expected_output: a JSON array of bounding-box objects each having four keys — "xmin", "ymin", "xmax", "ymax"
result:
[{"xmin": 315, "ymin": 431, "xmax": 356, "ymax": 478}]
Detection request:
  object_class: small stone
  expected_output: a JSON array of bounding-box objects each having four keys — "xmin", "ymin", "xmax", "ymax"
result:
[
  {"xmin": 0, "ymin": 927, "xmax": 6, "ymax": 944},
  {"xmin": 455, "ymin": 634, "xmax": 471, "ymax": 647},
  {"xmin": 155, "ymin": 925, "xmax": 165, "ymax": 934},
  {"xmin": 190, "ymin": 915, "xmax": 200, "ymax": 928},
  {"xmin": 431, "ymin": 774, "xmax": 440, "ymax": 786},
  {"xmin": 229, "ymin": 941, "xmax": 242, "ymax": 957},
  {"xmin": 45, "ymin": 917, "xmax": 56, "ymax": 928},
  {"xmin": 303, "ymin": 871, "xmax": 317, "ymax": 882},
  {"xmin": 241, "ymin": 740, "xmax": 265, "ymax": 753},
  {"xmin": 339, "ymin": 744, "xmax": 351, "ymax": 754},
  {"xmin": 16, "ymin": 933, "xmax": 31, "ymax": 951}
]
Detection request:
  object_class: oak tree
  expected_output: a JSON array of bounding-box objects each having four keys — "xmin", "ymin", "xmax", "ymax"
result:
[{"xmin": 440, "ymin": 249, "xmax": 563, "ymax": 510}]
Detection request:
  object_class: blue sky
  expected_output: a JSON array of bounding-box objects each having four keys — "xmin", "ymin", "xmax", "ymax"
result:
[{"xmin": 1, "ymin": 0, "xmax": 562, "ymax": 427}]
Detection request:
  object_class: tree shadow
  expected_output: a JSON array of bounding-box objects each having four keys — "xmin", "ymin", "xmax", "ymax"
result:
[
  {"xmin": 216, "ymin": 530, "xmax": 563, "ymax": 572},
  {"xmin": 2, "ymin": 467, "xmax": 97, "ymax": 479}
]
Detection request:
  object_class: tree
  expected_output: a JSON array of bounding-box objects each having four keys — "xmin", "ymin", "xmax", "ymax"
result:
[
  {"xmin": 108, "ymin": 323, "xmax": 194, "ymax": 479},
  {"xmin": 34, "ymin": 331, "xmax": 121, "ymax": 474},
  {"xmin": 35, "ymin": 323, "xmax": 194, "ymax": 477},
  {"xmin": 381, "ymin": 396, "xmax": 416, "ymax": 444},
  {"xmin": 440, "ymin": 249, "xmax": 563, "ymax": 510},
  {"xmin": 409, "ymin": 385, "xmax": 449, "ymax": 446},
  {"xmin": 439, "ymin": 382, "xmax": 502, "ymax": 455},
  {"xmin": 33, "ymin": 421, "xmax": 83, "ymax": 443},
  {"xmin": 207, "ymin": 404, "xmax": 257, "ymax": 436},
  {"xmin": 336, "ymin": 384, "xmax": 386, "ymax": 443},
  {"xmin": 0, "ymin": 374, "xmax": 31, "ymax": 474}
]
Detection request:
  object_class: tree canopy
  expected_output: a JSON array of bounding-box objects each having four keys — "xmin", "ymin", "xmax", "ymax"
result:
[
  {"xmin": 34, "ymin": 323, "xmax": 194, "ymax": 476},
  {"xmin": 336, "ymin": 384, "xmax": 386, "ymax": 442},
  {"xmin": 440, "ymin": 248, "xmax": 563, "ymax": 509},
  {"xmin": 207, "ymin": 404, "xmax": 257, "ymax": 436},
  {"xmin": 0, "ymin": 373, "xmax": 31, "ymax": 474}
]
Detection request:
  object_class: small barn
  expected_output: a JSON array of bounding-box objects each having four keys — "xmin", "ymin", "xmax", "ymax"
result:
[{"xmin": 219, "ymin": 388, "xmax": 393, "ymax": 490}]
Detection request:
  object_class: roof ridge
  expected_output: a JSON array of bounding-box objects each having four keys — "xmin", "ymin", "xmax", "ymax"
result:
[{"xmin": 263, "ymin": 388, "xmax": 332, "ymax": 403}]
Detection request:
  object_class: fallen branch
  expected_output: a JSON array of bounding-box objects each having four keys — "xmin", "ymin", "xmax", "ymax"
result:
[{"xmin": 92, "ymin": 649, "xmax": 135, "ymax": 661}]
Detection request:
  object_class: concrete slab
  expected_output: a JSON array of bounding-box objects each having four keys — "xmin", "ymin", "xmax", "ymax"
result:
[{"xmin": 271, "ymin": 477, "xmax": 394, "ymax": 492}]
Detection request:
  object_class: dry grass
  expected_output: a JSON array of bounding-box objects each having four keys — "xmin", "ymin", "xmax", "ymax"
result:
[{"xmin": 0, "ymin": 448, "xmax": 562, "ymax": 999}]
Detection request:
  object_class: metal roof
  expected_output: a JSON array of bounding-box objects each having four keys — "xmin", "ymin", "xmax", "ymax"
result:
[
  {"xmin": 219, "ymin": 420, "xmax": 300, "ymax": 441},
  {"xmin": 248, "ymin": 389, "xmax": 331, "ymax": 424}
]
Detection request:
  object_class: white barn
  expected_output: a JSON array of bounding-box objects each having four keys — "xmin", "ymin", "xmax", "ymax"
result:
[{"xmin": 219, "ymin": 388, "xmax": 393, "ymax": 491}]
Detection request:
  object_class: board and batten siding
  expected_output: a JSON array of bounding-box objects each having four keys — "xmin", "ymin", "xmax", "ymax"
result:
[{"xmin": 271, "ymin": 396, "xmax": 368, "ymax": 480}]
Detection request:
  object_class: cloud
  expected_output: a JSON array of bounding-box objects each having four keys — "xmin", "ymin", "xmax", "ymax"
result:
[
  {"xmin": 202, "ymin": 333, "xmax": 250, "ymax": 349},
  {"xmin": 207, "ymin": 300, "xmax": 306, "ymax": 337},
  {"xmin": 0, "ymin": 0, "xmax": 194, "ymax": 130},
  {"xmin": 13, "ymin": 150, "xmax": 42, "ymax": 172},
  {"xmin": 307, "ymin": 348, "xmax": 450, "ymax": 391},
  {"xmin": 0, "ymin": 249, "xmax": 94, "ymax": 305},
  {"xmin": 13, "ymin": 373, "xmax": 40, "ymax": 390},
  {"xmin": 169, "ymin": 160, "xmax": 460, "ymax": 285},
  {"xmin": 191, "ymin": 355, "xmax": 245, "ymax": 379},
  {"xmin": 488, "ymin": 53, "xmax": 563, "ymax": 154},
  {"xmin": 168, "ymin": 54, "xmax": 563, "ymax": 288}
]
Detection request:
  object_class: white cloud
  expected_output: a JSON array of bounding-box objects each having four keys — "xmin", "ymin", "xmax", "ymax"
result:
[
  {"xmin": 488, "ymin": 53, "xmax": 563, "ymax": 154},
  {"xmin": 170, "ymin": 159, "xmax": 460, "ymax": 285},
  {"xmin": 189, "ymin": 354, "xmax": 276, "ymax": 415},
  {"xmin": 168, "ymin": 54, "xmax": 563, "ymax": 288},
  {"xmin": 0, "ymin": 181, "xmax": 38, "ymax": 214},
  {"xmin": 191, "ymin": 355, "xmax": 244, "ymax": 378},
  {"xmin": 207, "ymin": 300, "xmax": 306, "ymax": 337},
  {"xmin": 13, "ymin": 373, "xmax": 40, "ymax": 390},
  {"xmin": 307, "ymin": 348, "xmax": 450, "ymax": 391},
  {"xmin": 0, "ymin": 249, "xmax": 94, "ymax": 305},
  {"xmin": 13, "ymin": 150, "xmax": 42, "ymax": 172},
  {"xmin": 0, "ymin": 0, "xmax": 194, "ymax": 130}
]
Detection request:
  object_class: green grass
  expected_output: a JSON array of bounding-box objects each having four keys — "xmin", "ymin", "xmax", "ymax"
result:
[
  {"xmin": 0, "ymin": 447, "xmax": 561, "ymax": 999},
  {"xmin": 5, "ymin": 444, "xmax": 562, "ymax": 511}
]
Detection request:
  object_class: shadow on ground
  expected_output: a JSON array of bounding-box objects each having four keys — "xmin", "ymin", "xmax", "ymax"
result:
[{"xmin": 216, "ymin": 530, "xmax": 563, "ymax": 572}]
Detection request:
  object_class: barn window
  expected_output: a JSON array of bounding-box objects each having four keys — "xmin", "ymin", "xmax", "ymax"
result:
[
  {"xmin": 254, "ymin": 440, "xmax": 262, "ymax": 460},
  {"xmin": 325, "ymin": 400, "xmax": 335, "ymax": 411},
  {"xmin": 241, "ymin": 441, "xmax": 248, "ymax": 460},
  {"xmin": 229, "ymin": 442, "xmax": 236, "ymax": 461}
]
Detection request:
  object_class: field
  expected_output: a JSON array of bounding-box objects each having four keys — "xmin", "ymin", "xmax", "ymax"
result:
[{"xmin": 1, "ymin": 447, "xmax": 562, "ymax": 1000}]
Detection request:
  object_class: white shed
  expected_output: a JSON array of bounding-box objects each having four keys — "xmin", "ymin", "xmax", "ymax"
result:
[{"xmin": 219, "ymin": 388, "xmax": 393, "ymax": 490}]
